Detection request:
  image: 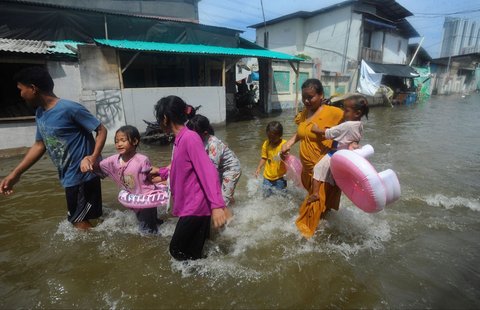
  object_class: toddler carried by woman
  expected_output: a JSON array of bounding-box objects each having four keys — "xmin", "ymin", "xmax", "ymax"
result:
[{"xmin": 308, "ymin": 94, "xmax": 369, "ymax": 203}]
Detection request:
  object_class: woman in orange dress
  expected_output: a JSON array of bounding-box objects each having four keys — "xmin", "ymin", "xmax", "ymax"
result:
[{"xmin": 282, "ymin": 79, "xmax": 344, "ymax": 238}]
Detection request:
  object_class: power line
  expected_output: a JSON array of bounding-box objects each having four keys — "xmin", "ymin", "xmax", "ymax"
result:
[
  {"xmin": 413, "ymin": 8, "xmax": 480, "ymax": 16},
  {"xmin": 199, "ymin": 0, "xmax": 284, "ymax": 21}
]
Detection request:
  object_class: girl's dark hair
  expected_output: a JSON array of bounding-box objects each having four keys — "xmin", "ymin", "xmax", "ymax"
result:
[
  {"xmin": 266, "ymin": 121, "xmax": 283, "ymax": 136},
  {"xmin": 116, "ymin": 125, "xmax": 141, "ymax": 147},
  {"xmin": 13, "ymin": 66, "xmax": 54, "ymax": 93},
  {"xmin": 347, "ymin": 95, "xmax": 370, "ymax": 119},
  {"xmin": 187, "ymin": 114, "xmax": 214, "ymax": 135},
  {"xmin": 301, "ymin": 78, "xmax": 324, "ymax": 95},
  {"xmin": 185, "ymin": 104, "xmax": 197, "ymax": 120},
  {"xmin": 154, "ymin": 95, "xmax": 188, "ymax": 126}
]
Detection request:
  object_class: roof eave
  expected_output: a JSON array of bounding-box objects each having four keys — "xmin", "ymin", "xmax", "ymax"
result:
[{"xmin": 94, "ymin": 38, "xmax": 303, "ymax": 61}]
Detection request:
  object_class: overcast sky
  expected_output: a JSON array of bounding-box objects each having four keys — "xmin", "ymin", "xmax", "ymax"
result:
[{"xmin": 198, "ymin": 0, "xmax": 480, "ymax": 58}]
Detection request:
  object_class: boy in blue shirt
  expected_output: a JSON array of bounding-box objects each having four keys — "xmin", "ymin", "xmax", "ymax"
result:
[{"xmin": 0, "ymin": 67, "xmax": 107, "ymax": 230}]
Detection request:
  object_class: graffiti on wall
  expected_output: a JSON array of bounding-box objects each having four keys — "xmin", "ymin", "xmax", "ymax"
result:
[{"xmin": 95, "ymin": 90, "xmax": 123, "ymax": 130}]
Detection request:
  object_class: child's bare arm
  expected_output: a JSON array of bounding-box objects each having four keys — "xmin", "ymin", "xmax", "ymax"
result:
[
  {"xmin": 254, "ymin": 158, "xmax": 266, "ymax": 178},
  {"xmin": 89, "ymin": 161, "xmax": 107, "ymax": 179},
  {"xmin": 348, "ymin": 142, "xmax": 360, "ymax": 150},
  {"xmin": 149, "ymin": 168, "xmax": 164, "ymax": 183},
  {"xmin": 281, "ymin": 133, "xmax": 299, "ymax": 154},
  {"xmin": 311, "ymin": 123, "xmax": 326, "ymax": 135},
  {"xmin": 149, "ymin": 165, "xmax": 171, "ymax": 183}
]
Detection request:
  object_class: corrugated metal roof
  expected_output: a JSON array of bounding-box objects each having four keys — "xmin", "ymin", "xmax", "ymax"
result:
[
  {"xmin": 249, "ymin": 0, "xmax": 414, "ymax": 30},
  {"xmin": 0, "ymin": 38, "xmax": 80, "ymax": 55},
  {"xmin": 3, "ymin": 0, "xmax": 200, "ymax": 24},
  {"xmin": 365, "ymin": 61, "xmax": 419, "ymax": 78},
  {"xmin": 249, "ymin": 1, "xmax": 355, "ymax": 28},
  {"xmin": 0, "ymin": 38, "xmax": 50, "ymax": 54},
  {"xmin": 95, "ymin": 39, "xmax": 303, "ymax": 61},
  {"xmin": 49, "ymin": 40, "xmax": 83, "ymax": 55}
]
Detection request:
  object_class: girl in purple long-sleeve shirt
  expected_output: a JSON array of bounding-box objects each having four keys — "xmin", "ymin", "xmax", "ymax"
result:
[{"xmin": 154, "ymin": 95, "xmax": 226, "ymax": 260}]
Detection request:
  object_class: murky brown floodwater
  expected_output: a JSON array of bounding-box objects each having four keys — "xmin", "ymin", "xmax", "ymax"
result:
[{"xmin": 1, "ymin": 94, "xmax": 479, "ymax": 308}]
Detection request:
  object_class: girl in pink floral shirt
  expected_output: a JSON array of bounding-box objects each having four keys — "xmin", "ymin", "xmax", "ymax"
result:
[{"xmin": 187, "ymin": 115, "xmax": 242, "ymax": 207}]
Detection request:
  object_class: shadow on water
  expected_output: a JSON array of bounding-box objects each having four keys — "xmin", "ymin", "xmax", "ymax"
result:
[{"xmin": 1, "ymin": 95, "xmax": 480, "ymax": 308}]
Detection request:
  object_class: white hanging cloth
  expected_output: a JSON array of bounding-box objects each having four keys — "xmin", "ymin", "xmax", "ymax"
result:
[{"xmin": 357, "ymin": 60, "xmax": 383, "ymax": 96}]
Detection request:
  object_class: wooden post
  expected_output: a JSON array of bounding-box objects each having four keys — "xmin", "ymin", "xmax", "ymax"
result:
[
  {"xmin": 222, "ymin": 59, "xmax": 226, "ymax": 87},
  {"xmin": 409, "ymin": 37, "xmax": 425, "ymax": 66},
  {"xmin": 295, "ymin": 65, "xmax": 299, "ymax": 114},
  {"xmin": 104, "ymin": 15, "xmax": 109, "ymax": 39},
  {"xmin": 259, "ymin": 58, "xmax": 270, "ymax": 113},
  {"xmin": 289, "ymin": 61, "xmax": 300, "ymax": 114}
]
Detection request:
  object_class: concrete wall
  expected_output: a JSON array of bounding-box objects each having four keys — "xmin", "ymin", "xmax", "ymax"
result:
[
  {"xmin": 369, "ymin": 31, "xmax": 408, "ymax": 64},
  {"xmin": 441, "ymin": 18, "xmax": 480, "ymax": 57},
  {"xmin": 270, "ymin": 61, "xmax": 313, "ymax": 111},
  {"xmin": 432, "ymin": 74, "xmax": 467, "ymax": 95},
  {"xmin": 431, "ymin": 71, "xmax": 476, "ymax": 95},
  {"xmin": 255, "ymin": 6, "xmax": 362, "ymax": 74},
  {"xmin": 78, "ymin": 46, "xmax": 120, "ymax": 91},
  {"xmin": 47, "ymin": 61, "xmax": 82, "ymax": 103},
  {"xmin": 382, "ymin": 33, "xmax": 408, "ymax": 64},
  {"xmin": 268, "ymin": 61, "xmax": 350, "ymax": 111},
  {"xmin": 256, "ymin": 18, "xmax": 304, "ymax": 54},
  {"xmin": 254, "ymin": 5, "xmax": 361, "ymax": 110},
  {"xmin": 371, "ymin": 31, "xmax": 384, "ymax": 51},
  {"xmin": 122, "ymin": 86, "xmax": 226, "ymax": 133},
  {"xmin": 0, "ymin": 121, "xmax": 36, "ymax": 150},
  {"xmin": 304, "ymin": 7, "xmax": 361, "ymax": 73},
  {"xmin": 78, "ymin": 45, "xmax": 125, "ymax": 144}
]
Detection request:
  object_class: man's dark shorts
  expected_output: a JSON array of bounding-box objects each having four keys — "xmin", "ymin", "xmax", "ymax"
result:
[{"xmin": 65, "ymin": 177, "xmax": 102, "ymax": 223}]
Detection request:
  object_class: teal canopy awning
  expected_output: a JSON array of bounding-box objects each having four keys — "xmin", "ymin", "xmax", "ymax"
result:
[{"xmin": 94, "ymin": 39, "xmax": 303, "ymax": 61}]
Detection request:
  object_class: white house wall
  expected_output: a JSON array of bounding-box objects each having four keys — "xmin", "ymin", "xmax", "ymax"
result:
[
  {"xmin": 270, "ymin": 61, "xmax": 314, "ymax": 110},
  {"xmin": 254, "ymin": 7, "xmax": 362, "ymax": 74},
  {"xmin": 122, "ymin": 86, "xmax": 226, "ymax": 133},
  {"xmin": 371, "ymin": 31, "xmax": 384, "ymax": 51},
  {"xmin": 304, "ymin": 7, "xmax": 361, "ymax": 73},
  {"xmin": 256, "ymin": 18, "xmax": 304, "ymax": 54},
  {"xmin": 382, "ymin": 33, "xmax": 408, "ymax": 64}
]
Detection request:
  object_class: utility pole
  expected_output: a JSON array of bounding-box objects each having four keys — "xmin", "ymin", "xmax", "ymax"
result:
[
  {"xmin": 260, "ymin": 0, "xmax": 268, "ymax": 48},
  {"xmin": 259, "ymin": 0, "xmax": 269, "ymax": 113}
]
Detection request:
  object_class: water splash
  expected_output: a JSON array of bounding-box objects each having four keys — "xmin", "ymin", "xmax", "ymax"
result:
[
  {"xmin": 425, "ymin": 194, "xmax": 480, "ymax": 212},
  {"xmin": 54, "ymin": 207, "xmax": 164, "ymax": 241},
  {"xmin": 102, "ymin": 293, "xmax": 119, "ymax": 310},
  {"xmin": 165, "ymin": 177, "xmax": 393, "ymax": 279},
  {"xmin": 46, "ymin": 278, "xmax": 68, "ymax": 304},
  {"xmin": 53, "ymin": 177, "xmax": 394, "ymax": 281}
]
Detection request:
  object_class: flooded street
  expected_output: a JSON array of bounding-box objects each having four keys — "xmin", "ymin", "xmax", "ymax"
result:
[{"xmin": 1, "ymin": 94, "xmax": 479, "ymax": 308}]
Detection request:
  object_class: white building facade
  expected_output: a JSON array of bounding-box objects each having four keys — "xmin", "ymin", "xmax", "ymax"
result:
[
  {"xmin": 440, "ymin": 17, "xmax": 480, "ymax": 57},
  {"xmin": 250, "ymin": 0, "xmax": 418, "ymax": 108}
]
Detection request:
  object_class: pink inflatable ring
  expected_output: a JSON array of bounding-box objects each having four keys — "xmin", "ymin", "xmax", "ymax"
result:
[
  {"xmin": 283, "ymin": 154, "xmax": 304, "ymax": 188},
  {"xmin": 330, "ymin": 145, "xmax": 400, "ymax": 213},
  {"xmin": 117, "ymin": 184, "xmax": 169, "ymax": 209}
]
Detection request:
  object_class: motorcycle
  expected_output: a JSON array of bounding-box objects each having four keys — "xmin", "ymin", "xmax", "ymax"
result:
[{"xmin": 140, "ymin": 105, "xmax": 201, "ymax": 145}]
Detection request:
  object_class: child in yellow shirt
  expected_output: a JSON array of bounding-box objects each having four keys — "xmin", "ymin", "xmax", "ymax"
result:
[{"xmin": 254, "ymin": 121, "xmax": 287, "ymax": 197}]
